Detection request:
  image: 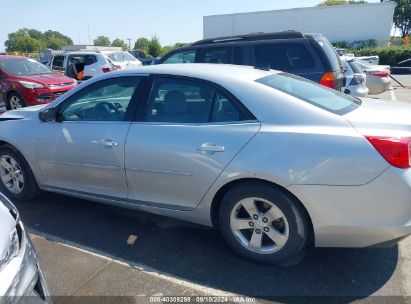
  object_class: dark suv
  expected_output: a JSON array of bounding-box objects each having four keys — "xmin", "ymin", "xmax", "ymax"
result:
[{"xmin": 158, "ymin": 31, "xmax": 344, "ymax": 91}]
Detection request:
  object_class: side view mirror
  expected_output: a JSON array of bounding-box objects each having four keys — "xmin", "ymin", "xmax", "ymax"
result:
[{"xmin": 39, "ymin": 108, "xmax": 56, "ymax": 122}]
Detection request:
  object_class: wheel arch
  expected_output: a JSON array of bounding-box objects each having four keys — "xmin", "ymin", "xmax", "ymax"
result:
[
  {"xmin": 210, "ymin": 178, "xmax": 315, "ymax": 245},
  {"xmin": 0, "ymin": 140, "xmax": 42, "ymax": 184}
]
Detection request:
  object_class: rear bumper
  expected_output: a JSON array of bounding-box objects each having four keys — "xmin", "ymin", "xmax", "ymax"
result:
[
  {"xmin": 367, "ymin": 76, "xmax": 391, "ymax": 94},
  {"xmin": 0, "ymin": 230, "xmax": 51, "ymax": 303},
  {"xmin": 288, "ymin": 167, "xmax": 411, "ymax": 247}
]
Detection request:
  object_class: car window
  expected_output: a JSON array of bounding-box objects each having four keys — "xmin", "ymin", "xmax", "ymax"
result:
[
  {"xmin": 59, "ymin": 77, "xmax": 140, "ymax": 122},
  {"xmin": 348, "ymin": 60, "xmax": 363, "ymax": 74},
  {"xmin": 254, "ymin": 43, "xmax": 315, "ymax": 70},
  {"xmin": 204, "ymin": 47, "xmax": 232, "ymax": 64},
  {"xmin": 256, "ymin": 72, "xmax": 361, "ymax": 115},
  {"xmin": 0, "ymin": 58, "xmax": 51, "ymax": 75},
  {"xmin": 145, "ymin": 77, "xmax": 249, "ymax": 123},
  {"xmin": 52, "ymin": 56, "xmax": 64, "ymax": 70},
  {"xmin": 398, "ymin": 60, "xmax": 411, "ymax": 67},
  {"xmin": 211, "ymin": 91, "xmax": 247, "ymax": 122},
  {"xmin": 105, "ymin": 51, "xmax": 137, "ymax": 63},
  {"xmin": 313, "ymin": 37, "xmax": 342, "ymax": 72},
  {"xmin": 233, "ymin": 47, "xmax": 243, "ymax": 65},
  {"xmin": 84, "ymin": 55, "xmax": 97, "ymax": 65},
  {"xmin": 162, "ymin": 50, "xmax": 195, "ymax": 64},
  {"xmin": 146, "ymin": 78, "xmax": 215, "ymax": 123}
]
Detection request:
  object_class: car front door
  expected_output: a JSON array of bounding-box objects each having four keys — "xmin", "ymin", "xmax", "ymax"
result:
[
  {"xmin": 34, "ymin": 76, "xmax": 143, "ymax": 198},
  {"xmin": 125, "ymin": 76, "xmax": 260, "ymax": 210}
]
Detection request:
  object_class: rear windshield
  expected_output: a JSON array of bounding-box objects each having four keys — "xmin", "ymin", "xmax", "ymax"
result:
[
  {"xmin": 256, "ymin": 72, "xmax": 361, "ymax": 115},
  {"xmin": 0, "ymin": 58, "xmax": 51, "ymax": 75},
  {"xmin": 348, "ymin": 60, "xmax": 363, "ymax": 74},
  {"xmin": 254, "ymin": 43, "xmax": 315, "ymax": 70},
  {"xmin": 105, "ymin": 52, "xmax": 137, "ymax": 63},
  {"xmin": 313, "ymin": 36, "xmax": 341, "ymax": 72}
]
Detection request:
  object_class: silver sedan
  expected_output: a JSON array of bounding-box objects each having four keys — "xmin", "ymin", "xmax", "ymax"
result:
[{"xmin": 0, "ymin": 64, "xmax": 410, "ymax": 264}]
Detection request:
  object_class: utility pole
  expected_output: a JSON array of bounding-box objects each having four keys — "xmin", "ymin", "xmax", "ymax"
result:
[{"xmin": 127, "ymin": 38, "xmax": 131, "ymax": 51}]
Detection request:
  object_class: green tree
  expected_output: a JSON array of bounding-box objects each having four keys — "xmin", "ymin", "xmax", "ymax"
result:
[
  {"xmin": 111, "ymin": 38, "xmax": 128, "ymax": 50},
  {"xmin": 43, "ymin": 30, "xmax": 73, "ymax": 48},
  {"xmin": 160, "ymin": 45, "xmax": 174, "ymax": 56},
  {"xmin": 134, "ymin": 37, "xmax": 149, "ymax": 51},
  {"xmin": 317, "ymin": 0, "xmax": 367, "ymax": 6},
  {"xmin": 389, "ymin": 0, "xmax": 411, "ymax": 38},
  {"xmin": 147, "ymin": 35, "xmax": 162, "ymax": 57},
  {"xmin": 4, "ymin": 28, "xmax": 73, "ymax": 52},
  {"xmin": 94, "ymin": 36, "xmax": 111, "ymax": 46}
]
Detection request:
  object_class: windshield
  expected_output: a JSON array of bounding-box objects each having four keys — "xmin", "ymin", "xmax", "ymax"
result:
[
  {"xmin": 105, "ymin": 52, "xmax": 137, "ymax": 63},
  {"xmin": 0, "ymin": 58, "xmax": 51, "ymax": 76},
  {"xmin": 348, "ymin": 60, "xmax": 363, "ymax": 74},
  {"xmin": 256, "ymin": 72, "xmax": 361, "ymax": 115}
]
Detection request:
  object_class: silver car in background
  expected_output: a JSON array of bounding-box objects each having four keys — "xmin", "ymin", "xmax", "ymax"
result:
[
  {"xmin": 0, "ymin": 193, "xmax": 51, "ymax": 303},
  {"xmin": 0, "ymin": 64, "xmax": 410, "ymax": 264},
  {"xmin": 354, "ymin": 59, "xmax": 391, "ymax": 94},
  {"xmin": 340, "ymin": 56, "xmax": 369, "ymax": 97}
]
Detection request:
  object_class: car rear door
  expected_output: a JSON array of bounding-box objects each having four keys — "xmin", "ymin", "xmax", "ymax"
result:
[
  {"xmin": 34, "ymin": 76, "xmax": 144, "ymax": 199},
  {"xmin": 125, "ymin": 75, "xmax": 260, "ymax": 210}
]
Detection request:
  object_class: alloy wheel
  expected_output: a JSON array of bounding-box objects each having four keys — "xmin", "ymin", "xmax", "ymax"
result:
[
  {"xmin": 230, "ymin": 197, "xmax": 289, "ymax": 254},
  {"xmin": 9, "ymin": 96, "xmax": 23, "ymax": 109},
  {"xmin": 0, "ymin": 155, "xmax": 24, "ymax": 194}
]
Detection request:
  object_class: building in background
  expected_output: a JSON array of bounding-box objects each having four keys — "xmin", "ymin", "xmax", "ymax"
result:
[{"xmin": 203, "ymin": 2, "xmax": 395, "ymax": 45}]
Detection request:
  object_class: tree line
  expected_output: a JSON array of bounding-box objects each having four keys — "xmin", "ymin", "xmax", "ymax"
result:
[{"xmin": 4, "ymin": 29, "xmax": 189, "ymax": 58}]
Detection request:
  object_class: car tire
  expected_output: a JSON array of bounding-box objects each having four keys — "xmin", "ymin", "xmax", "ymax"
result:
[
  {"xmin": 6, "ymin": 92, "xmax": 26, "ymax": 110},
  {"xmin": 0, "ymin": 144, "xmax": 41, "ymax": 201},
  {"xmin": 218, "ymin": 182, "xmax": 309, "ymax": 265}
]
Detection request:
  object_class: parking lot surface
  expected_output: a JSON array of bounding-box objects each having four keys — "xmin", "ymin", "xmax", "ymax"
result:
[
  {"xmin": 8, "ymin": 74, "xmax": 411, "ymax": 303},
  {"xmin": 12, "ymin": 191, "xmax": 411, "ymax": 304}
]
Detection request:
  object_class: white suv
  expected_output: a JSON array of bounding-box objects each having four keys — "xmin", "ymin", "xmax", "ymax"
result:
[{"xmin": 49, "ymin": 51, "xmax": 141, "ymax": 81}]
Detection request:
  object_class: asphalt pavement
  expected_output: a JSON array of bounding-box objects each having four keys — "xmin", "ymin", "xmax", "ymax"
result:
[{"xmin": 12, "ymin": 191, "xmax": 411, "ymax": 304}]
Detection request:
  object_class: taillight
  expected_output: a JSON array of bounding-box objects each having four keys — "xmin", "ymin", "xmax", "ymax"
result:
[
  {"xmin": 365, "ymin": 135, "xmax": 411, "ymax": 168},
  {"xmin": 369, "ymin": 71, "xmax": 389, "ymax": 78},
  {"xmin": 320, "ymin": 72, "xmax": 335, "ymax": 89},
  {"xmin": 102, "ymin": 67, "xmax": 111, "ymax": 73}
]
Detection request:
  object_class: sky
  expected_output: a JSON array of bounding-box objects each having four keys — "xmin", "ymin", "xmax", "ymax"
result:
[{"xmin": 0, "ymin": 0, "xmax": 381, "ymax": 51}]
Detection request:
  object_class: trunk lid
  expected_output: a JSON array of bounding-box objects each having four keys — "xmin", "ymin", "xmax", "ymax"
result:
[{"xmin": 344, "ymin": 98, "xmax": 411, "ymax": 135}]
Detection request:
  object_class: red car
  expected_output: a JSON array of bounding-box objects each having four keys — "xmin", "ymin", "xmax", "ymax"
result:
[{"xmin": 0, "ymin": 55, "xmax": 77, "ymax": 110}]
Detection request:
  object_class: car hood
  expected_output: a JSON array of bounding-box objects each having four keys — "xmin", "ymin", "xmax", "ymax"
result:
[
  {"xmin": 0, "ymin": 197, "xmax": 17, "ymax": 264},
  {"xmin": 0, "ymin": 105, "xmax": 45, "ymax": 120},
  {"xmin": 344, "ymin": 98, "xmax": 411, "ymax": 135},
  {"xmin": 16, "ymin": 73, "xmax": 75, "ymax": 85}
]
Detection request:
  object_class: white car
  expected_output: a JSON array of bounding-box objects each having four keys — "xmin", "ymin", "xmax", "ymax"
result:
[
  {"xmin": 354, "ymin": 60, "xmax": 391, "ymax": 94},
  {"xmin": 340, "ymin": 56, "xmax": 369, "ymax": 97},
  {"xmin": 49, "ymin": 51, "xmax": 141, "ymax": 81}
]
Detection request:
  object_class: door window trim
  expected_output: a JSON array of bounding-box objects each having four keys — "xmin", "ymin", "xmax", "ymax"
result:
[{"xmin": 133, "ymin": 74, "xmax": 256, "ymax": 124}]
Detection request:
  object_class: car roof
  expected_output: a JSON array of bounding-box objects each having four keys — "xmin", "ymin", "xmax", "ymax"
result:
[
  {"xmin": 111, "ymin": 63, "xmax": 278, "ymax": 82},
  {"xmin": 191, "ymin": 31, "xmax": 306, "ymax": 46},
  {"xmin": 0, "ymin": 55, "xmax": 27, "ymax": 60}
]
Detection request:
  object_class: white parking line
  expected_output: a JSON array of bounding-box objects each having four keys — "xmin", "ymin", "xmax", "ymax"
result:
[{"xmin": 390, "ymin": 89, "xmax": 397, "ymax": 102}]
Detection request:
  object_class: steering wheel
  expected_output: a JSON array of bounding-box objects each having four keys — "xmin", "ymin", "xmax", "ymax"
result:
[{"xmin": 94, "ymin": 101, "xmax": 122, "ymax": 120}]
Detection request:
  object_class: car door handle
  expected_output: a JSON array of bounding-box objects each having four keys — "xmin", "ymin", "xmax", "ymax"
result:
[
  {"xmin": 197, "ymin": 143, "xmax": 225, "ymax": 154},
  {"xmin": 93, "ymin": 139, "xmax": 119, "ymax": 148}
]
